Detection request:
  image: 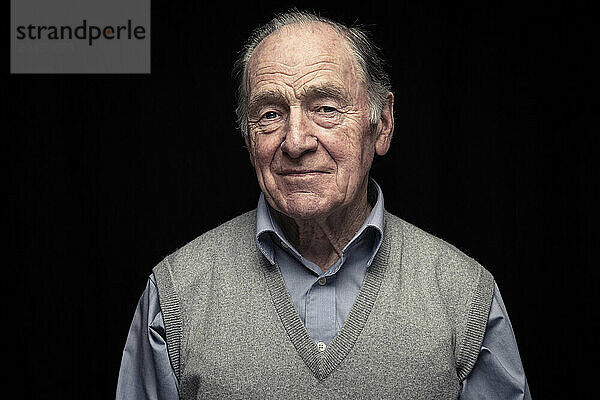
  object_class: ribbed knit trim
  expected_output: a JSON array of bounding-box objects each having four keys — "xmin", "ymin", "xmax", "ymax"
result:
[
  {"xmin": 153, "ymin": 258, "xmax": 184, "ymax": 381},
  {"xmin": 456, "ymin": 266, "xmax": 494, "ymax": 381},
  {"xmin": 263, "ymin": 222, "xmax": 391, "ymax": 381}
]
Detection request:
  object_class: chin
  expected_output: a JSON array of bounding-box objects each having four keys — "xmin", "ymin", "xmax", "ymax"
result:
[{"xmin": 273, "ymin": 193, "xmax": 336, "ymax": 221}]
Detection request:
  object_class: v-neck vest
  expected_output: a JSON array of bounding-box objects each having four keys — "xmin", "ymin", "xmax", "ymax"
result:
[{"xmin": 153, "ymin": 210, "xmax": 494, "ymax": 399}]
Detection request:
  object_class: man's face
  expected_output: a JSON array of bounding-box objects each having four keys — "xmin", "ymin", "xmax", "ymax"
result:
[{"xmin": 245, "ymin": 23, "xmax": 390, "ymax": 220}]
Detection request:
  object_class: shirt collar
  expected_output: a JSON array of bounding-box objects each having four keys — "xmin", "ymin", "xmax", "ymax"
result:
[{"xmin": 256, "ymin": 178, "xmax": 385, "ymax": 265}]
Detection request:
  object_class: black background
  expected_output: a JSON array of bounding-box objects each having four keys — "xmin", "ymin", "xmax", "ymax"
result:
[{"xmin": 7, "ymin": 1, "xmax": 594, "ymax": 399}]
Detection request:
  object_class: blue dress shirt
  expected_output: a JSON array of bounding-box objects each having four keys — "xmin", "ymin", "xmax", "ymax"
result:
[{"xmin": 117, "ymin": 180, "xmax": 530, "ymax": 399}]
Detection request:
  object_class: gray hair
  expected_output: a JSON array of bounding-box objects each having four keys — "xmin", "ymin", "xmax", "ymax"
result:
[{"xmin": 233, "ymin": 9, "xmax": 392, "ymax": 138}]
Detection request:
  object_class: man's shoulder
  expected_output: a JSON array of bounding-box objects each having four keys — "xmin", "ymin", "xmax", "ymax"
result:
[
  {"xmin": 385, "ymin": 211, "xmax": 495, "ymax": 332},
  {"xmin": 384, "ymin": 211, "xmax": 490, "ymax": 279},
  {"xmin": 155, "ymin": 209, "xmax": 258, "ymax": 274},
  {"xmin": 187, "ymin": 209, "xmax": 257, "ymax": 249}
]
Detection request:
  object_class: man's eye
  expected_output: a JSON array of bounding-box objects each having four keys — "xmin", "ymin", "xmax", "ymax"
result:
[
  {"xmin": 262, "ymin": 111, "xmax": 279, "ymax": 120},
  {"xmin": 318, "ymin": 106, "xmax": 337, "ymax": 114}
]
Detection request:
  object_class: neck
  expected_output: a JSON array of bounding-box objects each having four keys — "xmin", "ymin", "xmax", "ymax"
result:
[{"xmin": 272, "ymin": 187, "xmax": 372, "ymax": 272}]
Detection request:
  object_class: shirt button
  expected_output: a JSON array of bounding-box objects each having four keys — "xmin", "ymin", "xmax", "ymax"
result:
[
  {"xmin": 318, "ymin": 277, "xmax": 327, "ymax": 286},
  {"xmin": 317, "ymin": 341, "xmax": 326, "ymax": 352}
]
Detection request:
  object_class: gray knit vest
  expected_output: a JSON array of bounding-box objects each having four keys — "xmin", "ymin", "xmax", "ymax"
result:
[{"xmin": 153, "ymin": 210, "xmax": 494, "ymax": 399}]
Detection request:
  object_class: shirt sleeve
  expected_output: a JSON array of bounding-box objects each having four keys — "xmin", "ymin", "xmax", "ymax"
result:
[
  {"xmin": 116, "ymin": 274, "xmax": 180, "ymax": 400},
  {"xmin": 460, "ymin": 281, "xmax": 531, "ymax": 400}
]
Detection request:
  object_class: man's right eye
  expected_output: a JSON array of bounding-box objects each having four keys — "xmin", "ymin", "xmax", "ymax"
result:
[
  {"xmin": 262, "ymin": 111, "xmax": 279, "ymax": 120},
  {"xmin": 253, "ymin": 108, "xmax": 285, "ymax": 132}
]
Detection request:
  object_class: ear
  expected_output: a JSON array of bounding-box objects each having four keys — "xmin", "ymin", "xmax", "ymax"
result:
[
  {"xmin": 245, "ymin": 134, "xmax": 255, "ymax": 167},
  {"xmin": 375, "ymin": 92, "xmax": 394, "ymax": 156}
]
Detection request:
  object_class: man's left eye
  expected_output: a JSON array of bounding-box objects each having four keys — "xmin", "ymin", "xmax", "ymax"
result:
[{"xmin": 317, "ymin": 106, "xmax": 337, "ymax": 113}]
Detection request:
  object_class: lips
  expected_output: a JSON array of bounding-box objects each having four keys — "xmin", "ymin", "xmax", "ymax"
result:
[{"xmin": 277, "ymin": 169, "xmax": 329, "ymax": 176}]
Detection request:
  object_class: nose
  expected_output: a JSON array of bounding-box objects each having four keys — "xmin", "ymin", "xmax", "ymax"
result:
[{"xmin": 280, "ymin": 106, "xmax": 318, "ymax": 158}]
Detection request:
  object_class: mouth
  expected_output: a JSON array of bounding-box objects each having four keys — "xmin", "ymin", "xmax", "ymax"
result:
[{"xmin": 277, "ymin": 169, "xmax": 330, "ymax": 177}]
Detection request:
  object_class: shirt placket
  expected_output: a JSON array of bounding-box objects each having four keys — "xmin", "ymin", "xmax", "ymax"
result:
[{"xmin": 305, "ymin": 274, "xmax": 336, "ymax": 346}]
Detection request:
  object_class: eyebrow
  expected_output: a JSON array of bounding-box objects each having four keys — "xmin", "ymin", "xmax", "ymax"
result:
[
  {"xmin": 248, "ymin": 90, "xmax": 288, "ymax": 117},
  {"xmin": 299, "ymin": 84, "xmax": 351, "ymax": 106},
  {"xmin": 247, "ymin": 83, "xmax": 352, "ymax": 117}
]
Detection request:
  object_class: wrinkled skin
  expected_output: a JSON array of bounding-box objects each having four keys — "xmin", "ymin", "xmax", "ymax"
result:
[{"xmin": 245, "ymin": 22, "xmax": 394, "ymax": 270}]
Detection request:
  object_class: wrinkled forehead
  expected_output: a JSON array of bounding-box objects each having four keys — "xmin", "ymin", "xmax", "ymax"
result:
[{"xmin": 246, "ymin": 22, "xmax": 361, "ymax": 91}]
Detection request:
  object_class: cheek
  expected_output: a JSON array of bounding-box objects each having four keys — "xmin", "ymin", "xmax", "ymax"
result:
[
  {"xmin": 325, "ymin": 130, "xmax": 372, "ymax": 170},
  {"xmin": 252, "ymin": 134, "xmax": 281, "ymax": 170}
]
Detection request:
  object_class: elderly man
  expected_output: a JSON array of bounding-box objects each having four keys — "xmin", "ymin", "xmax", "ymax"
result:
[{"xmin": 117, "ymin": 10, "xmax": 530, "ymax": 399}]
